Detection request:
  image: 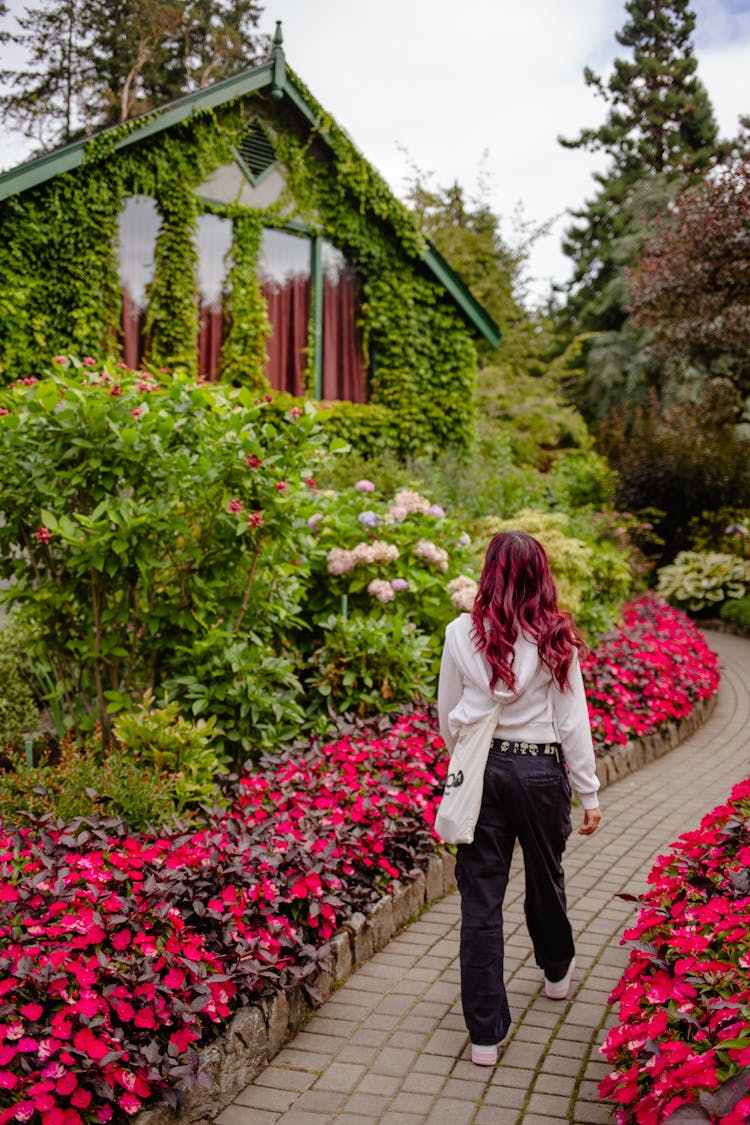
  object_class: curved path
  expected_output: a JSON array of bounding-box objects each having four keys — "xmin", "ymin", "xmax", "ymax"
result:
[{"xmin": 215, "ymin": 630, "xmax": 750, "ymax": 1125}]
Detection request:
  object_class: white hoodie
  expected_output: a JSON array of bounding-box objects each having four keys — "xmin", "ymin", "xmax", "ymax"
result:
[{"xmin": 437, "ymin": 613, "xmax": 600, "ymax": 809}]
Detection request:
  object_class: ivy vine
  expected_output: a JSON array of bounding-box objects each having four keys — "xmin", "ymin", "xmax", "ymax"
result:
[{"xmin": 0, "ymin": 78, "xmax": 480, "ymax": 453}]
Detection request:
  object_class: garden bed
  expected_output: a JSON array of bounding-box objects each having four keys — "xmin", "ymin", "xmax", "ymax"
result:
[
  {"xmin": 0, "ymin": 598, "xmax": 721, "ymax": 1125},
  {"xmin": 600, "ymin": 776, "xmax": 750, "ymax": 1125}
]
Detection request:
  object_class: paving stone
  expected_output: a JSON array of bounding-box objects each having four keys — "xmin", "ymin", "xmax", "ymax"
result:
[
  {"xmin": 215, "ymin": 1108, "xmax": 278, "ymax": 1125},
  {"xmin": 424, "ymin": 1097, "xmax": 478, "ymax": 1124},
  {"xmin": 312, "ymin": 1061, "xmax": 366, "ymax": 1092},
  {"xmin": 400, "ymin": 1070, "xmax": 446, "ymax": 1095},
  {"xmin": 525, "ymin": 1091, "xmax": 572, "ymax": 1117},
  {"xmin": 288, "ymin": 1087, "xmax": 347, "ymax": 1113},
  {"xmin": 234, "ymin": 1084, "xmax": 296, "ymax": 1111},
  {"xmin": 342, "ymin": 1092, "xmax": 391, "ymax": 1117},
  {"xmin": 253, "ymin": 1067, "xmax": 315, "ymax": 1093},
  {"xmin": 369, "ymin": 1046, "xmax": 418, "ymax": 1078}
]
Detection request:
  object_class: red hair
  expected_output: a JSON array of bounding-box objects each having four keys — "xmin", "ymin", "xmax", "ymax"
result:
[{"xmin": 470, "ymin": 531, "xmax": 584, "ymax": 691}]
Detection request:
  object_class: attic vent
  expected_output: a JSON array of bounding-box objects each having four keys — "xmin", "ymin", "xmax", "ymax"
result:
[{"xmin": 238, "ymin": 122, "xmax": 276, "ymax": 182}]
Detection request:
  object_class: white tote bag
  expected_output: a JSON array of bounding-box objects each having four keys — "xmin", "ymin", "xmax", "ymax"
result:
[{"xmin": 434, "ymin": 704, "xmax": 502, "ymax": 845}]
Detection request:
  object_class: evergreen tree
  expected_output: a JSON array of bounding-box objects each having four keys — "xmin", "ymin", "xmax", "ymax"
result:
[
  {"xmin": 559, "ymin": 0, "xmax": 720, "ymax": 346},
  {"xmin": 87, "ymin": 0, "xmax": 266, "ymax": 126},
  {"xmin": 0, "ymin": 0, "xmax": 267, "ymax": 151}
]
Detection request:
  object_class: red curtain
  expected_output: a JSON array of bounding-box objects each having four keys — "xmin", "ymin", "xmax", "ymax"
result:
[
  {"xmin": 322, "ymin": 267, "xmax": 366, "ymax": 403},
  {"xmin": 262, "ymin": 278, "xmax": 310, "ymax": 396},
  {"xmin": 121, "ymin": 288, "xmax": 145, "ymax": 370},
  {"xmin": 198, "ymin": 306, "xmax": 224, "ymax": 382}
]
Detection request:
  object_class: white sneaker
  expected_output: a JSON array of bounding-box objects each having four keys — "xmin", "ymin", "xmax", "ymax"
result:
[
  {"xmin": 544, "ymin": 957, "xmax": 575, "ymax": 1000},
  {"xmin": 471, "ymin": 1042, "xmax": 500, "ymax": 1066}
]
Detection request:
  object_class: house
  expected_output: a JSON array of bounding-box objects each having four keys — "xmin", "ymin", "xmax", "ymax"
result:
[{"xmin": 0, "ymin": 24, "xmax": 499, "ymax": 454}]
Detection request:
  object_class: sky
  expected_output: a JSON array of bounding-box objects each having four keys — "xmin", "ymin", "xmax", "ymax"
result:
[{"xmin": 1, "ymin": 0, "xmax": 749, "ymax": 303}]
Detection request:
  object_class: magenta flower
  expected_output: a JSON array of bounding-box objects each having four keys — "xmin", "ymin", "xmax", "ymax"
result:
[
  {"xmin": 82, "ymin": 356, "xmax": 97, "ymax": 367},
  {"xmin": 245, "ymin": 454, "xmax": 262, "ymax": 469},
  {"xmin": 35, "ymin": 527, "xmax": 52, "ymax": 544},
  {"xmin": 247, "ymin": 510, "xmax": 264, "ymax": 527},
  {"xmin": 227, "ymin": 497, "xmax": 244, "ymax": 513}
]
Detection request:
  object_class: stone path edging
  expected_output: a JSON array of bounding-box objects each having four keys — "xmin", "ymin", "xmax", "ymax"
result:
[
  {"xmin": 135, "ymin": 687, "xmax": 719, "ymax": 1125},
  {"xmin": 136, "ymin": 853, "xmax": 458, "ymax": 1125}
]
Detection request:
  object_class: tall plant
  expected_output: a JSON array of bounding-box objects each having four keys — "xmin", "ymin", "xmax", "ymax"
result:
[{"xmin": 0, "ymin": 358, "xmax": 326, "ymax": 746}]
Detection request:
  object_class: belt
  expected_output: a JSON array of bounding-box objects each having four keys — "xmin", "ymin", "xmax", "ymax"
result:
[{"xmin": 491, "ymin": 738, "xmax": 563, "ymax": 765}]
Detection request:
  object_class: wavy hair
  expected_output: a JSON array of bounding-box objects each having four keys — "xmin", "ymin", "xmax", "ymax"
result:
[{"xmin": 470, "ymin": 531, "xmax": 584, "ymax": 691}]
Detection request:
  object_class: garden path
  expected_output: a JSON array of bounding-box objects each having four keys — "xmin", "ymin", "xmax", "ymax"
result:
[{"xmin": 215, "ymin": 629, "xmax": 750, "ymax": 1125}]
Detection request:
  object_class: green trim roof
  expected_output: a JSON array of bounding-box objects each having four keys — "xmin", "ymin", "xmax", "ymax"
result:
[{"xmin": 0, "ymin": 30, "xmax": 500, "ymax": 348}]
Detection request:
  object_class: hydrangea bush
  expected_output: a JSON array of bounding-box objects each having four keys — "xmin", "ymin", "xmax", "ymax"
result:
[{"xmin": 600, "ymin": 777, "xmax": 750, "ymax": 1125}]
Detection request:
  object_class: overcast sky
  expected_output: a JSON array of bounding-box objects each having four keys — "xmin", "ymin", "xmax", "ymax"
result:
[{"xmin": 2, "ymin": 0, "xmax": 749, "ymax": 302}]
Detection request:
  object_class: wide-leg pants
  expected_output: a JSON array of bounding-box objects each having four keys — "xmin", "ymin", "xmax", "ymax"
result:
[{"xmin": 455, "ymin": 744, "xmax": 574, "ymax": 1046}]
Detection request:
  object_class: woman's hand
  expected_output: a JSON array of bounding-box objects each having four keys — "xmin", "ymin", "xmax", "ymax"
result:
[{"xmin": 578, "ymin": 807, "xmax": 602, "ymax": 836}]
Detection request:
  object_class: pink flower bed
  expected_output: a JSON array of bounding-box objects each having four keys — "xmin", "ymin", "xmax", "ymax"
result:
[
  {"xmin": 600, "ymin": 778, "xmax": 750, "ymax": 1125},
  {"xmin": 582, "ymin": 594, "xmax": 720, "ymax": 751},
  {"xmin": 0, "ymin": 714, "xmax": 445, "ymax": 1124},
  {"xmin": 0, "ymin": 596, "xmax": 720, "ymax": 1123}
]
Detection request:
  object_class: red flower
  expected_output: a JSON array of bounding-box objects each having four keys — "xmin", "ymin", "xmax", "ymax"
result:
[
  {"xmin": 247, "ymin": 510, "xmax": 264, "ymax": 527},
  {"xmin": 35, "ymin": 527, "xmax": 52, "ymax": 544},
  {"xmin": 245, "ymin": 454, "xmax": 262, "ymax": 469}
]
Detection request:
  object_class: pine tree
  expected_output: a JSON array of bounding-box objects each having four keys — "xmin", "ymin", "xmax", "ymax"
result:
[{"xmin": 559, "ymin": 0, "xmax": 720, "ymax": 339}]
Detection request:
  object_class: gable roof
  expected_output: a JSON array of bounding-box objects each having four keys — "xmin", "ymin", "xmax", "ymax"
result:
[{"xmin": 0, "ymin": 25, "xmax": 500, "ymax": 348}]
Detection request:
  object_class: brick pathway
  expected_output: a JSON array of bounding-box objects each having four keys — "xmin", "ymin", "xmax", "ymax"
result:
[{"xmin": 215, "ymin": 630, "xmax": 750, "ymax": 1125}]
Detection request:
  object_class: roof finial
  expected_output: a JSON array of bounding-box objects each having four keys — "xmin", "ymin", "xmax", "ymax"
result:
[{"xmin": 271, "ymin": 20, "xmax": 285, "ymax": 99}]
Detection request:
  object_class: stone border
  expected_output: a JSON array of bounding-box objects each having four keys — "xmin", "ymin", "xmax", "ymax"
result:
[
  {"xmin": 137, "ymin": 691, "xmax": 718, "ymax": 1124},
  {"xmin": 594, "ymin": 692, "xmax": 717, "ymax": 791},
  {"xmin": 136, "ymin": 851, "xmax": 457, "ymax": 1125}
]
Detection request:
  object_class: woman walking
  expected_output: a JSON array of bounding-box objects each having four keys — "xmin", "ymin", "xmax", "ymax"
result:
[{"xmin": 437, "ymin": 531, "xmax": 601, "ymax": 1066}]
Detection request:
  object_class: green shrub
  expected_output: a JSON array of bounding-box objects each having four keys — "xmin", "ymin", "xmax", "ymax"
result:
[
  {"xmin": 0, "ymin": 736, "xmax": 177, "ymax": 830},
  {"xmin": 656, "ymin": 550, "xmax": 749, "ymax": 613},
  {"xmin": 0, "ymin": 359, "xmax": 326, "ymax": 748},
  {"xmin": 719, "ymin": 595, "xmax": 750, "ymax": 631},
  {"xmin": 163, "ymin": 629, "xmax": 309, "ymax": 761},
  {"xmin": 112, "ymin": 693, "xmax": 228, "ymax": 811},
  {"xmin": 0, "ymin": 623, "xmax": 37, "ymax": 750},
  {"xmin": 687, "ymin": 508, "xmax": 750, "ymax": 558},
  {"xmin": 598, "ymin": 391, "xmax": 750, "ymax": 562},
  {"xmin": 310, "ymin": 612, "xmax": 434, "ymax": 716}
]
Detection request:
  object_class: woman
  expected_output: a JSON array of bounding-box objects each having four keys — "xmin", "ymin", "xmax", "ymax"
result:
[{"xmin": 437, "ymin": 531, "xmax": 601, "ymax": 1067}]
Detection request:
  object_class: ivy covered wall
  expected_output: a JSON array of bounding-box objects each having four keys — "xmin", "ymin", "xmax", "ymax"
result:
[{"xmin": 0, "ymin": 76, "xmax": 480, "ymax": 455}]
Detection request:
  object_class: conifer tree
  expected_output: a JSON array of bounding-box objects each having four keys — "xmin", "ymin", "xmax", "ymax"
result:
[{"xmin": 559, "ymin": 0, "xmax": 720, "ymax": 344}]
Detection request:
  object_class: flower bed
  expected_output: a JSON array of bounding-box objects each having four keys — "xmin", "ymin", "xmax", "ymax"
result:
[
  {"xmin": 0, "ymin": 597, "xmax": 720, "ymax": 1123},
  {"xmin": 582, "ymin": 594, "xmax": 720, "ymax": 752},
  {"xmin": 600, "ymin": 777, "xmax": 750, "ymax": 1125},
  {"xmin": 0, "ymin": 713, "xmax": 445, "ymax": 1125}
]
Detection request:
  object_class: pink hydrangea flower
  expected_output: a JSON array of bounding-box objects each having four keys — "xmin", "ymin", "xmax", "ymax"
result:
[{"xmin": 354, "ymin": 479, "xmax": 375, "ymax": 492}]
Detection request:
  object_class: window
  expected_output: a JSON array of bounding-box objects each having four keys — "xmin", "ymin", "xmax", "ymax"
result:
[
  {"xmin": 195, "ymin": 213, "xmax": 233, "ymax": 381},
  {"xmin": 257, "ymin": 228, "xmax": 311, "ymax": 395},
  {"xmin": 237, "ymin": 121, "xmax": 277, "ymax": 184},
  {"xmin": 320, "ymin": 240, "xmax": 366, "ymax": 403},
  {"xmin": 116, "ymin": 196, "xmax": 161, "ymax": 369}
]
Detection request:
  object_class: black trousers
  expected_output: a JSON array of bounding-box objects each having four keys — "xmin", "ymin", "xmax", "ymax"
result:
[{"xmin": 455, "ymin": 744, "xmax": 574, "ymax": 1045}]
